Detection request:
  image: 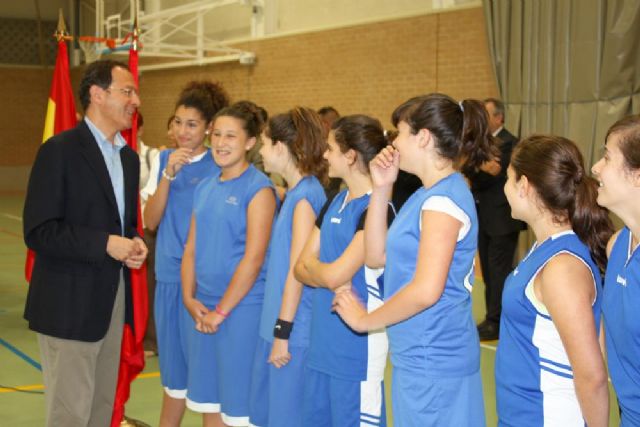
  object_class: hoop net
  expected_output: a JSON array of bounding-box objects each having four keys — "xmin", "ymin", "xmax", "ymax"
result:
[{"xmin": 79, "ymin": 40, "xmax": 104, "ymax": 64}]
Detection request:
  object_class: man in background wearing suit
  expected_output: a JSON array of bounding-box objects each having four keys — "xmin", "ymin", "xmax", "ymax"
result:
[
  {"xmin": 23, "ymin": 59, "xmax": 147, "ymax": 427},
  {"xmin": 465, "ymin": 98, "xmax": 524, "ymax": 341}
]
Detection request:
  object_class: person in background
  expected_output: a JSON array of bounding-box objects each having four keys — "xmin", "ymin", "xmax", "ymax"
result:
[
  {"xmin": 318, "ymin": 106, "xmax": 343, "ymax": 200},
  {"xmin": 162, "ymin": 115, "xmax": 177, "ymax": 150},
  {"xmin": 140, "ymin": 113, "xmax": 177, "ymax": 360},
  {"xmin": 137, "ymin": 113, "xmax": 160, "ymax": 191},
  {"xmin": 244, "ymin": 101, "xmax": 268, "ymax": 173},
  {"xmin": 463, "ymin": 97, "xmax": 524, "ymax": 341},
  {"xmin": 134, "ymin": 111, "xmax": 161, "ymax": 358},
  {"xmin": 592, "ymin": 115, "xmax": 640, "ymax": 426}
]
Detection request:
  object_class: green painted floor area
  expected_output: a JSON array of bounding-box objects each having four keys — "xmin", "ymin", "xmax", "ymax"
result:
[{"xmin": 0, "ymin": 193, "xmax": 621, "ymax": 426}]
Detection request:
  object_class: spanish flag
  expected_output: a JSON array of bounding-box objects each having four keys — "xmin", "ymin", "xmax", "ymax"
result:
[
  {"xmin": 111, "ymin": 34, "xmax": 150, "ymax": 427},
  {"xmin": 25, "ymin": 38, "xmax": 77, "ymax": 282}
]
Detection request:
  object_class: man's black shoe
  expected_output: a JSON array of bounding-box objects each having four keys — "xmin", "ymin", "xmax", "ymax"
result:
[{"xmin": 477, "ymin": 321, "xmax": 499, "ymax": 341}]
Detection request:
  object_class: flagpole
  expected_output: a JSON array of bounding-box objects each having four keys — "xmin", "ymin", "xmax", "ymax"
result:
[
  {"xmin": 26, "ymin": 10, "xmax": 78, "ymax": 283},
  {"xmin": 111, "ymin": 2, "xmax": 150, "ymax": 425},
  {"xmin": 55, "ymin": 9, "xmax": 74, "ymax": 43}
]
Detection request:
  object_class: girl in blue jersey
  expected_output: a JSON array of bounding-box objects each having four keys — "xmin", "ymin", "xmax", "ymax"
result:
[
  {"xmin": 334, "ymin": 94, "xmax": 495, "ymax": 427},
  {"xmin": 592, "ymin": 115, "xmax": 640, "ymax": 427},
  {"xmin": 181, "ymin": 102, "xmax": 277, "ymax": 427},
  {"xmin": 248, "ymin": 107, "xmax": 328, "ymax": 427},
  {"xmin": 142, "ymin": 81, "xmax": 228, "ymax": 427},
  {"xmin": 294, "ymin": 115, "xmax": 390, "ymax": 427},
  {"xmin": 496, "ymin": 135, "xmax": 612, "ymax": 426}
]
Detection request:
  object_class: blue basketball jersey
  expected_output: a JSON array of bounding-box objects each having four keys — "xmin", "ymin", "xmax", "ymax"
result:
[
  {"xmin": 259, "ymin": 176, "xmax": 327, "ymax": 347},
  {"xmin": 495, "ymin": 231, "xmax": 602, "ymax": 426},
  {"xmin": 307, "ymin": 189, "xmax": 387, "ymax": 382},
  {"xmin": 603, "ymin": 227, "xmax": 640, "ymax": 427},
  {"xmin": 384, "ymin": 172, "xmax": 480, "ymax": 376},
  {"xmin": 155, "ymin": 149, "xmax": 218, "ymax": 282},
  {"xmin": 193, "ymin": 164, "xmax": 275, "ymax": 306}
]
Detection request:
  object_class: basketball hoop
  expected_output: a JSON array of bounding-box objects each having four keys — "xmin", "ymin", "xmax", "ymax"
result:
[{"xmin": 78, "ymin": 39, "xmax": 104, "ymax": 64}]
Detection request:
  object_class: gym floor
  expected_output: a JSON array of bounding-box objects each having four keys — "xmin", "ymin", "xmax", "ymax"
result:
[{"xmin": 0, "ymin": 192, "xmax": 621, "ymax": 426}]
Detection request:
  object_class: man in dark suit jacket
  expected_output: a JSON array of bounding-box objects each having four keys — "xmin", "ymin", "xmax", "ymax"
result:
[
  {"xmin": 464, "ymin": 98, "xmax": 524, "ymax": 341},
  {"xmin": 23, "ymin": 60, "xmax": 147, "ymax": 426}
]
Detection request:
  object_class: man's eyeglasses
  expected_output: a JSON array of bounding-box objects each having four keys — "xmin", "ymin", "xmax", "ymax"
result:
[{"xmin": 107, "ymin": 86, "xmax": 139, "ymax": 98}]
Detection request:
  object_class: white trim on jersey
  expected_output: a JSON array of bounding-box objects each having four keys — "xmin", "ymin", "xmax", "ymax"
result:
[
  {"xmin": 539, "ymin": 369, "xmax": 584, "ymax": 426},
  {"xmin": 364, "ymin": 266, "xmax": 388, "ymax": 382},
  {"xmin": 532, "ymin": 314, "xmax": 585, "ymax": 425},
  {"xmin": 463, "ymin": 259, "xmax": 475, "ymax": 293},
  {"xmin": 420, "ymin": 195, "xmax": 471, "ymax": 241},
  {"xmin": 524, "ymin": 249, "xmax": 598, "ymax": 315}
]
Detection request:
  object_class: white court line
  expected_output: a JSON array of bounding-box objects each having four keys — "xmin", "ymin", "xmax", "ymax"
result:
[{"xmin": 2, "ymin": 213, "xmax": 21, "ymax": 221}]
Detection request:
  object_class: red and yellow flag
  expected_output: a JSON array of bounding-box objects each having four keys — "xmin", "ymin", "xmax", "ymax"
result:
[
  {"xmin": 111, "ymin": 37, "xmax": 149, "ymax": 427},
  {"xmin": 25, "ymin": 39, "xmax": 78, "ymax": 282}
]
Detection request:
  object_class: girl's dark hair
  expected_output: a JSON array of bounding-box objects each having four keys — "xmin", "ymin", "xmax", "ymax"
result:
[
  {"xmin": 176, "ymin": 80, "xmax": 229, "ymax": 123},
  {"xmin": 266, "ymin": 107, "xmax": 328, "ymax": 185},
  {"xmin": 391, "ymin": 93, "xmax": 497, "ymax": 170},
  {"xmin": 511, "ymin": 135, "xmax": 613, "ymax": 270},
  {"xmin": 215, "ymin": 100, "xmax": 267, "ymax": 138},
  {"xmin": 331, "ymin": 115, "xmax": 388, "ymax": 173},
  {"xmin": 606, "ymin": 114, "xmax": 640, "ymax": 170}
]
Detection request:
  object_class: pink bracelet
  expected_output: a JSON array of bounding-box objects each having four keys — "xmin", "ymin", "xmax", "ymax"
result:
[{"xmin": 215, "ymin": 306, "xmax": 230, "ymax": 318}]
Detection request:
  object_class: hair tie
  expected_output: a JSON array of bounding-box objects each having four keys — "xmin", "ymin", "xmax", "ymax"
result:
[{"xmin": 458, "ymin": 100, "xmax": 464, "ymax": 112}]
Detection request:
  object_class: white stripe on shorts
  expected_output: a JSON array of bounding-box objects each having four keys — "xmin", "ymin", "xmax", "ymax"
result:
[
  {"xmin": 360, "ymin": 379, "xmax": 384, "ymax": 426},
  {"xmin": 164, "ymin": 387, "xmax": 187, "ymax": 399},
  {"xmin": 222, "ymin": 412, "xmax": 250, "ymax": 426},
  {"xmin": 186, "ymin": 397, "xmax": 221, "ymax": 413}
]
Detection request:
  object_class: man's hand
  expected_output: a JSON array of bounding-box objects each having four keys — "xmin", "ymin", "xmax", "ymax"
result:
[
  {"xmin": 479, "ymin": 158, "xmax": 502, "ymax": 176},
  {"xmin": 107, "ymin": 235, "xmax": 137, "ymax": 261},
  {"xmin": 124, "ymin": 237, "xmax": 148, "ymax": 269}
]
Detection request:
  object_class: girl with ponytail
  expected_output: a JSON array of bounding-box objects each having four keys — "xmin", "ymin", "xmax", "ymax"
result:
[
  {"xmin": 592, "ymin": 115, "xmax": 640, "ymax": 426},
  {"xmin": 248, "ymin": 107, "xmax": 328, "ymax": 427},
  {"xmin": 141, "ymin": 80, "xmax": 228, "ymax": 427},
  {"xmin": 181, "ymin": 101, "xmax": 277, "ymax": 426},
  {"xmin": 495, "ymin": 135, "xmax": 612, "ymax": 426},
  {"xmin": 334, "ymin": 93, "xmax": 492, "ymax": 426}
]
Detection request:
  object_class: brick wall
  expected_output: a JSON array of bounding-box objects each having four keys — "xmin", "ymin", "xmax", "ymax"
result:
[
  {"xmin": 0, "ymin": 67, "xmax": 51, "ymax": 166},
  {"xmin": 2, "ymin": 6, "xmax": 497, "ymax": 166}
]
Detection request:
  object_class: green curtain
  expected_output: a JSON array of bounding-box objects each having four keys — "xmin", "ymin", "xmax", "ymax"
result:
[{"xmin": 483, "ymin": 0, "xmax": 640, "ymax": 166}]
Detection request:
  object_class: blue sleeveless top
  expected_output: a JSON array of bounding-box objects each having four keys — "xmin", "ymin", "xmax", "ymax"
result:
[
  {"xmin": 192, "ymin": 164, "xmax": 275, "ymax": 306},
  {"xmin": 496, "ymin": 231, "xmax": 602, "ymax": 426},
  {"xmin": 384, "ymin": 172, "xmax": 480, "ymax": 376},
  {"xmin": 259, "ymin": 176, "xmax": 326, "ymax": 347},
  {"xmin": 603, "ymin": 227, "xmax": 640, "ymax": 427},
  {"xmin": 155, "ymin": 149, "xmax": 218, "ymax": 282}
]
